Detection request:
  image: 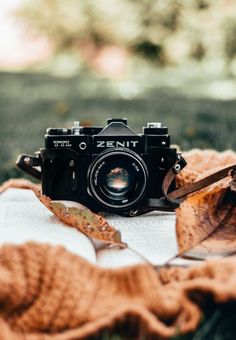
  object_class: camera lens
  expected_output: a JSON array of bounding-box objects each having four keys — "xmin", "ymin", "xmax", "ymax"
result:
[{"xmin": 88, "ymin": 149, "xmax": 148, "ymax": 212}]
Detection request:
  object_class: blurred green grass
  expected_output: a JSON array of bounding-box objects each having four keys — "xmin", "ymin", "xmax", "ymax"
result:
[{"xmin": 0, "ymin": 70, "xmax": 236, "ymax": 183}]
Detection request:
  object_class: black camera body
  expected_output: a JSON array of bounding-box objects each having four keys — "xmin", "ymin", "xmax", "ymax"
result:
[{"xmin": 17, "ymin": 118, "xmax": 182, "ymax": 215}]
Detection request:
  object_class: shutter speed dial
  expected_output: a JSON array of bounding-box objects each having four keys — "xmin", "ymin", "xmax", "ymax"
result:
[
  {"xmin": 143, "ymin": 122, "xmax": 168, "ymax": 135},
  {"xmin": 46, "ymin": 128, "xmax": 72, "ymax": 135}
]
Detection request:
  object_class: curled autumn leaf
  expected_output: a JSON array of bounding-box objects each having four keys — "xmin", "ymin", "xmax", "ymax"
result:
[
  {"xmin": 32, "ymin": 188, "xmax": 126, "ymax": 247},
  {"xmin": 175, "ymin": 150, "xmax": 236, "ymax": 259},
  {"xmin": 176, "ymin": 177, "xmax": 236, "ymax": 253},
  {"xmin": 0, "ymin": 178, "xmax": 39, "ymax": 194}
]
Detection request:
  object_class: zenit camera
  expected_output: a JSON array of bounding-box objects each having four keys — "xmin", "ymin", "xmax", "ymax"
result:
[{"xmin": 17, "ymin": 118, "xmax": 185, "ymax": 216}]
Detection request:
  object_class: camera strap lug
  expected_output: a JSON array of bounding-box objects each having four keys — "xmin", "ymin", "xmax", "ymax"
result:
[{"xmin": 16, "ymin": 154, "xmax": 42, "ymax": 180}]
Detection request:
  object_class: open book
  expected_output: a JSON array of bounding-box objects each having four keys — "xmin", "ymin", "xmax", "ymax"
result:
[{"xmin": 0, "ymin": 188, "xmax": 198, "ymax": 268}]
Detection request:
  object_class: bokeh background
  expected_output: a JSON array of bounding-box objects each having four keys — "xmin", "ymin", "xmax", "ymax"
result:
[{"xmin": 1, "ymin": 0, "xmax": 236, "ymax": 183}]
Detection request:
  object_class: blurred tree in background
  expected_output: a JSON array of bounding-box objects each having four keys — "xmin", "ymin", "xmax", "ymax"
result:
[{"xmin": 16, "ymin": 0, "xmax": 236, "ymax": 67}]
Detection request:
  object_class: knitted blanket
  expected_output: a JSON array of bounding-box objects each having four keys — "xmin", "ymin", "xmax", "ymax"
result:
[{"xmin": 0, "ymin": 149, "xmax": 236, "ymax": 339}]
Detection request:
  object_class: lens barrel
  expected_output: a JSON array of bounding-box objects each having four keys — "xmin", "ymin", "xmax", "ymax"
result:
[{"xmin": 88, "ymin": 149, "xmax": 148, "ymax": 212}]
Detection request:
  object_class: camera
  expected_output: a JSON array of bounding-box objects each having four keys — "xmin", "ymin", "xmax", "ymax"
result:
[{"xmin": 17, "ymin": 118, "xmax": 185, "ymax": 216}]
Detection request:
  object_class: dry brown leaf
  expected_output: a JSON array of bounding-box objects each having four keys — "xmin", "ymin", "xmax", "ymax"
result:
[
  {"xmin": 0, "ymin": 178, "xmax": 40, "ymax": 194},
  {"xmin": 178, "ymin": 174, "xmax": 236, "ymax": 260},
  {"xmin": 174, "ymin": 150, "xmax": 236, "ymax": 257},
  {"xmin": 181, "ymin": 209, "xmax": 236, "ymax": 260},
  {"xmin": 176, "ymin": 169, "xmax": 236, "ymax": 259},
  {"xmin": 32, "ymin": 188, "xmax": 126, "ymax": 247}
]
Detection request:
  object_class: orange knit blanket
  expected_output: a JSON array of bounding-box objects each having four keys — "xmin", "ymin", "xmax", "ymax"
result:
[{"xmin": 0, "ymin": 149, "xmax": 236, "ymax": 339}]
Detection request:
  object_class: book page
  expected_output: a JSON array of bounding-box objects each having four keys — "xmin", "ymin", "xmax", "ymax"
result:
[
  {"xmin": 0, "ymin": 189, "xmax": 97, "ymax": 265},
  {"xmin": 168, "ymin": 257, "xmax": 203, "ymax": 267},
  {"xmin": 97, "ymin": 212, "xmax": 179, "ymax": 268},
  {"xmin": 96, "ymin": 247, "xmax": 147, "ymax": 268}
]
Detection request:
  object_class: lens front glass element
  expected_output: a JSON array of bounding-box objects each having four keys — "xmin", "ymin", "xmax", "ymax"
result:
[
  {"xmin": 106, "ymin": 167, "xmax": 129, "ymax": 193},
  {"xmin": 89, "ymin": 150, "xmax": 148, "ymax": 211},
  {"xmin": 102, "ymin": 164, "xmax": 135, "ymax": 200}
]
